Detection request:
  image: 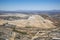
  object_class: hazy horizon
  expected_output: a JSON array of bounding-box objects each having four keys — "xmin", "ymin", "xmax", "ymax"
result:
[{"xmin": 0, "ymin": 0, "xmax": 60, "ymax": 11}]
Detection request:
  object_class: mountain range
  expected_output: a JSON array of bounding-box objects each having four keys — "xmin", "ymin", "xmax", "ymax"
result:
[{"xmin": 0, "ymin": 10, "xmax": 60, "ymax": 15}]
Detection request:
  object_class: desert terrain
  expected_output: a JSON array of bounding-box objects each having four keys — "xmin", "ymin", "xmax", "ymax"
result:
[{"xmin": 0, "ymin": 11, "xmax": 60, "ymax": 40}]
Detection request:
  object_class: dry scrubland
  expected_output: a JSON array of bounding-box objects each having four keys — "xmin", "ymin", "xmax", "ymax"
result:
[
  {"xmin": 0, "ymin": 13, "xmax": 60, "ymax": 40},
  {"xmin": 0, "ymin": 14, "xmax": 56, "ymax": 29}
]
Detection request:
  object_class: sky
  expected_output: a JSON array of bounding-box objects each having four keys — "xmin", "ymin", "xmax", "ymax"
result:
[{"xmin": 0, "ymin": 0, "xmax": 60, "ymax": 11}]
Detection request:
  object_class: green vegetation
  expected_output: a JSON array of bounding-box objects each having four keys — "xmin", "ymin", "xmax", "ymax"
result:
[
  {"xmin": 25, "ymin": 26, "xmax": 34, "ymax": 28},
  {"xmin": 31, "ymin": 33, "xmax": 36, "ymax": 36},
  {"xmin": 13, "ymin": 28, "xmax": 27, "ymax": 35},
  {"xmin": 25, "ymin": 26, "xmax": 32, "ymax": 28},
  {"xmin": 0, "ymin": 32, "xmax": 4, "ymax": 36}
]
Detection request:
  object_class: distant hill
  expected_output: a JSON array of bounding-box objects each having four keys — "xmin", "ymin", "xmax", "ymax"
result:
[{"xmin": 0, "ymin": 10, "xmax": 60, "ymax": 15}]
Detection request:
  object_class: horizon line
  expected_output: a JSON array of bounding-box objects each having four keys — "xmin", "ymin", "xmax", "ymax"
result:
[{"xmin": 0, "ymin": 9, "xmax": 60, "ymax": 11}]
